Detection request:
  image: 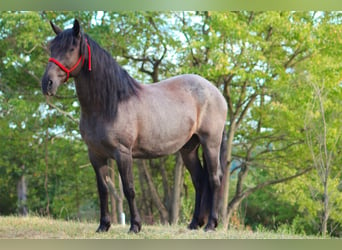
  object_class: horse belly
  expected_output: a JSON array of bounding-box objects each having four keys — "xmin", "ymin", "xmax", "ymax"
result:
[
  {"xmin": 132, "ymin": 140, "xmax": 184, "ymax": 158},
  {"xmin": 132, "ymin": 114, "xmax": 196, "ymax": 158}
]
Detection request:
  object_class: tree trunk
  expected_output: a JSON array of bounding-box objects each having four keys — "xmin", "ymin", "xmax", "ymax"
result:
[
  {"xmin": 137, "ymin": 161, "xmax": 154, "ymax": 224},
  {"xmin": 170, "ymin": 153, "xmax": 184, "ymax": 224},
  {"xmin": 226, "ymin": 167, "xmax": 313, "ymax": 229},
  {"xmin": 226, "ymin": 195, "xmax": 245, "ymax": 226},
  {"xmin": 108, "ymin": 160, "xmax": 117, "ymax": 224},
  {"xmin": 17, "ymin": 165, "xmax": 28, "ymax": 216},
  {"xmin": 106, "ymin": 160, "xmax": 124, "ymax": 225},
  {"xmin": 158, "ymin": 157, "xmax": 171, "ymax": 210},
  {"xmin": 304, "ymin": 82, "xmax": 337, "ymax": 237},
  {"xmin": 44, "ymin": 125, "xmax": 50, "ymax": 216},
  {"xmin": 220, "ymin": 121, "xmax": 236, "ymax": 229},
  {"xmin": 321, "ymin": 181, "xmax": 329, "ymax": 236},
  {"xmin": 117, "ymin": 173, "xmax": 124, "ymax": 225},
  {"xmin": 74, "ymin": 163, "xmax": 81, "ymax": 219},
  {"xmin": 138, "ymin": 159, "xmax": 169, "ymax": 224}
]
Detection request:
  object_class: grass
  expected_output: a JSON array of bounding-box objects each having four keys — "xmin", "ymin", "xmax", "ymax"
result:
[{"xmin": 0, "ymin": 216, "xmax": 322, "ymax": 239}]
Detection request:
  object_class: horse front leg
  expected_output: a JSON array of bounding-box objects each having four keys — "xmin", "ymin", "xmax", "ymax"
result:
[
  {"xmin": 89, "ymin": 151, "xmax": 111, "ymax": 232},
  {"xmin": 115, "ymin": 150, "xmax": 141, "ymax": 233}
]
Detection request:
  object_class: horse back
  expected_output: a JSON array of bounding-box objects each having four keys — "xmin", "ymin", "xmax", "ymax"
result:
[{"xmin": 128, "ymin": 74, "xmax": 227, "ymax": 157}]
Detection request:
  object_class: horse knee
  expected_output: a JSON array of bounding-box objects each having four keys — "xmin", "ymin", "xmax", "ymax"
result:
[
  {"xmin": 97, "ymin": 177, "xmax": 109, "ymax": 195},
  {"xmin": 123, "ymin": 187, "xmax": 135, "ymax": 199},
  {"xmin": 209, "ymin": 175, "xmax": 221, "ymax": 191},
  {"xmin": 100, "ymin": 187, "xmax": 109, "ymax": 196}
]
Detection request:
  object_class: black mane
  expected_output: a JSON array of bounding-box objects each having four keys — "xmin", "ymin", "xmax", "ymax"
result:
[
  {"xmin": 50, "ymin": 29, "xmax": 78, "ymax": 57},
  {"xmin": 76, "ymin": 33, "xmax": 141, "ymax": 120}
]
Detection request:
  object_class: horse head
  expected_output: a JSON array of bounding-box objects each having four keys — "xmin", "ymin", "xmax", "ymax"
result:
[{"xmin": 41, "ymin": 19, "xmax": 87, "ymax": 96}]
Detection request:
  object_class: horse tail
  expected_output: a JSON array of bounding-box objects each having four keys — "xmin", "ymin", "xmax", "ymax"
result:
[{"xmin": 219, "ymin": 126, "xmax": 228, "ymax": 180}]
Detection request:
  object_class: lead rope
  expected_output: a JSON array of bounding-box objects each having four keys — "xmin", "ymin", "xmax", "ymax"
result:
[{"xmin": 85, "ymin": 38, "xmax": 92, "ymax": 71}]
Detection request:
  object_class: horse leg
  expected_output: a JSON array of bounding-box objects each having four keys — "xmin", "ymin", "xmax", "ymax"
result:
[
  {"xmin": 115, "ymin": 150, "xmax": 141, "ymax": 233},
  {"xmin": 201, "ymin": 144, "xmax": 221, "ymax": 231},
  {"xmin": 198, "ymin": 153, "xmax": 211, "ymax": 227},
  {"xmin": 89, "ymin": 151, "xmax": 111, "ymax": 232},
  {"xmin": 180, "ymin": 136, "xmax": 206, "ymax": 229}
]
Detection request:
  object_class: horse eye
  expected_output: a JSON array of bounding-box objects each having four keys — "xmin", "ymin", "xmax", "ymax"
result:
[{"xmin": 70, "ymin": 48, "xmax": 75, "ymax": 52}]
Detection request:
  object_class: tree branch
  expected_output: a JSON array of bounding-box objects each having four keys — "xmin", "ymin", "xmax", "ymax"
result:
[
  {"xmin": 236, "ymin": 93, "xmax": 257, "ymax": 128},
  {"xmin": 45, "ymin": 97, "xmax": 79, "ymax": 124},
  {"xmin": 227, "ymin": 166, "xmax": 314, "ymax": 218},
  {"xmin": 138, "ymin": 159, "xmax": 169, "ymax": 224},
  {"xmin": 244, "ymin": 166, "xmax": 314, "ymax": 198},
  {"xmin": 223, "ymin": 74, "xmax": 235, "ymax": 117}
]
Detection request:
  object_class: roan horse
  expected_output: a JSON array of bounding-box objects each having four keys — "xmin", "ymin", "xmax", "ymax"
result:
[{"xmin": 41, "ymin": 19, "xmax": 227, "ymax": 233}]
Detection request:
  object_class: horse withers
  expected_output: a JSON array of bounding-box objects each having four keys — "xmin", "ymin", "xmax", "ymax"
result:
[{"xmin": 41, "ymin": 19, "xmax": 227, "ymax": 233}]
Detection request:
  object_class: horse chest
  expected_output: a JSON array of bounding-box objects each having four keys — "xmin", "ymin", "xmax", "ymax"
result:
[
  {"xmin": 79, "ymin": 118, "xmax": 133, "ymax": 156},
  {"xmin": 80, "ymin": 122, "xmax": 112, "ymax": 150}
]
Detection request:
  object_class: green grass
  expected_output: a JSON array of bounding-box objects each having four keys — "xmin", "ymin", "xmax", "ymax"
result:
[{"xmin": 0, "ymin": 216, "xmax": 321, "ymax": 239}]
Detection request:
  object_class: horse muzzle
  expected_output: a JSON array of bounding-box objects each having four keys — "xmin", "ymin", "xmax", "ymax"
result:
[{"xmin": 41, "ymin": 73, "xmax": 59, "ymax": 96}]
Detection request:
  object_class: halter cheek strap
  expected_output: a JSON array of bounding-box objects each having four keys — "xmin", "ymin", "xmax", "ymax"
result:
[
  {"xmin": 48, "ymin": 38, "xmax": 92, "ymax": 82},
  {"xmin": 49, "ymin": 56, "xmax": 82, "ymax": 82}
]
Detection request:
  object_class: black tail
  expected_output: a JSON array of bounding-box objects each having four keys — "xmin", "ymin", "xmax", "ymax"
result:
[{"xmin": 219, "ymin": 127, "xmax": 228, "ymax": 179}]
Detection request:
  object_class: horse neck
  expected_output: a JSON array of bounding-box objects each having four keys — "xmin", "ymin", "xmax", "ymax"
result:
[
  {"xmin": 74, "ymin": 40, "xmax": 140, "ymax": 120},
  {"xmin": 74, "ymin": 44, "xmax": 108, "ymax": 118},
  {"xmin": 74, "ymin": 74, "xmax": 98, "ymax": 118}
]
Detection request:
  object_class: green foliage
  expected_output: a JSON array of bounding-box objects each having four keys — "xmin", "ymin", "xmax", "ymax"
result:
[{"xmin": 0, "ymin": 11, "xmax": 342, "ymax": 237}]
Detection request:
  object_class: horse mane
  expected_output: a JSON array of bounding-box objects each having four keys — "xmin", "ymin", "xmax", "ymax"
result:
[{"xmin": 76, "ymin": 34, "xmax": 141, "ymax": 120}]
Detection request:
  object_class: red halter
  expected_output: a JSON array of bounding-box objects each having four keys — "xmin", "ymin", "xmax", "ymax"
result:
[{"xmin": 48, "ymin": 39, "xmax": 92, "ymax": 82}]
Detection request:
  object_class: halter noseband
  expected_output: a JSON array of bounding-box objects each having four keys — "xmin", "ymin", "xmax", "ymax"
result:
[{"xmin": 48, "ymin": 38, "xmax": 92, "ymax": 82}]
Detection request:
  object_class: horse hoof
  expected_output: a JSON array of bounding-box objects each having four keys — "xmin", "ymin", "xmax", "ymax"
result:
[
  {"xmin": 96, "ymin": 223, "xmax": 111, "ymax": 233},
  {"xmin": 198, "ymin": 218, "xmax": 206, "ymax": 228},
  {"xmin": 204, "ymin": 225, "xmax": 216, "ymax": 232},
  {"xmin": 128, "ymin": 224, "xmax": 141, "ymax": 234},
  {"xmin": 204, "ymin": 220, "xmax": 217, "ymax": 232},
  {"xmin": 187, "ymin": 222, "xmax": 199, "ymax": 230}
]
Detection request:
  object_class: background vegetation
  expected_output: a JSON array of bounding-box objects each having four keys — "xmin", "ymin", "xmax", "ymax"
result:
[{"xmin": 0, "ymin": 11, "xmax": 341, "ymax": 237}]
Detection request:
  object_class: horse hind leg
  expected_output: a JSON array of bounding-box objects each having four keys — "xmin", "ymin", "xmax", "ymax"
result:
[
  {"xmin": 180, "ymin": 135, "xmax": 207, "ymax": 229},
  {"xmin": 201, "ymin": 142, "xmax": 222, "ymax": 231},
  {"xmin": 198, "ymin": 152, "xmax": 211, "ymax": 227}
]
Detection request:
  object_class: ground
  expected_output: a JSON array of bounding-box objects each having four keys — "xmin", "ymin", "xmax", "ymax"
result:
[{"xmin": 0, "ymin": 216, "xmax": 321, "ymax": 239}]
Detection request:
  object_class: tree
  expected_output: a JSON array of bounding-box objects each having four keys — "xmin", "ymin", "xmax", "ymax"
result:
[
  {"xmin": 1, "ymin": 11, "xmax": 342, "ymax": 236},
  {"xmin": 241, "ymin": 12, "xmax": 342, "ymax": 235},
  {"xmin": 0, "ymin": 11, "xmax": 96, "ymax": 219},
  {"xmin": 303, "ymin": 51, "xmax": 342, "ymax": 236},
  {"xmin": 177, "ymin": 11, "xmax": 320, "ymax": 228}
]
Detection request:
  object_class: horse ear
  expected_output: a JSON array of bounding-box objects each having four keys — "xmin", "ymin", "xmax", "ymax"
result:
[
  {"xmin": 50, "ymin": 21, "xmax": 62, "ymax": 35},
  {"xmin": 73, "ymin": 19, "xmax": 81, "ymax": 38}
]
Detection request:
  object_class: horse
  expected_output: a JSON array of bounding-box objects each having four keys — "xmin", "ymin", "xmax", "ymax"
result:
[{"xmin": 41, "ymin": 19, "xmax": 227, "ymax": 233}]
